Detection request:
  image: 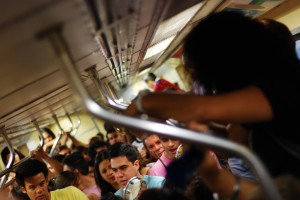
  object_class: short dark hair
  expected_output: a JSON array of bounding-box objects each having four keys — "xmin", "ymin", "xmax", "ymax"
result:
[
  {"xmin": 145, "ymin": 73, "xmax": 156, "ymax": 82},
  {"xmin": 62, "ymin": 152, "xmax": 89, "ymax": 175},
  {"xmin": 53, "ymin": 171, "xmax": 78, "ymax": 189},
  {"xmin": 89, "ymin": 140, "xmax": 108, "ymax": 160},
  {"xmin": 15, "ymin": 159, "xmax": 49, "ymax": 187},
  {"xmin": 108, "ymin": 142, "xmax": 138, "ymax": 163},
  {"xmin": 96, "ymin": 132, "xmax": 105, "ymax": 140}
]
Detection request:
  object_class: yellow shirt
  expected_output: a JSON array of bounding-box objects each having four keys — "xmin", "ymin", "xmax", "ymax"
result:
[{"xmin": 51, "ymin": 186, "xmax": 89, "ymax": 200}]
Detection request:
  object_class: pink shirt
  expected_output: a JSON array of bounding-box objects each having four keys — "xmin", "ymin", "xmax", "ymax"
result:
[
  {"xmin": 149, "ymin": 153, "xmax": 173, "ymax": 177},
  {"xmin": 83, "ymin": 184, "xmax": 101, "ymax": 198}
]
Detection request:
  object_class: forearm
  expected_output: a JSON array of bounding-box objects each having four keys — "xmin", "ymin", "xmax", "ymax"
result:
[
  {"xmin": 141, "ymin": 93, "xmax": 208, "ymax": 123},
  {"xmin": 201, "ymin": 169, "xmax": 256, "ymax": 200}
]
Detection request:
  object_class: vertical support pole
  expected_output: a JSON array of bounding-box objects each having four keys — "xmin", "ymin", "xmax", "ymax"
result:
[{"xmin": 0, "ymin": 126, "xmax": 15, "ymax": 188}]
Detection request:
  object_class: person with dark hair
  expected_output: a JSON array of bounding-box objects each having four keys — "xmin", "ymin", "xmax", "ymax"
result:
[
  {"xmin": 145, "ymin": 72, "xmax": 183, "ymax": 92},
  {"xmin": 62, "ymin": 152, "xmax": 101, "ymax": 199},
  {"xmin": 1, "ymin": 146, "xmax": 25, "ymax": 166},
  {"xmin": 15, "ymin": 159, "xmax": 88, "ymax": 200},
  {"xmin": 96, "ymin": 132, "xmax": 105, "ymax": 141},
  {"xmin": 94, "ymin": 150, "xmax": 120, "ymax": 200},
  {"xmin": 58, "ymin": 145, "xmax": 71, "ymax": 156},
  {"xmin": 89, "ymin": 140, "xmax": 108, "ymax": 161},
  {"xmin": 125, "ymin": 11, "xmax": 300, "ymax": 199},
  {"xmin": 109, "ymin": 142, "xmax": 165, "ymax": 198},
  {"xmin": 42, "ymin": 127, "xmax": 57, "ymax": 154},
  {"xmin": 106, "ymin": 128, "xmax": 125, "ymax": 146},
  {"xmin": 53, "ymin": 171, "xmax": 79, "ymax": 189}
]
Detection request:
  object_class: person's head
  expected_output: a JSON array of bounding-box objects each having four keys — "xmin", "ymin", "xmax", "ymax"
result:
[
  {"xmin": 109, "ymin": 142, "xmax": 140, "ymax": 187},
  {"xmin": 58, "ymin": 145, "xmax": 71, "ymax": 156},
  {"xmin": 42, "ymin": 128, "xmax": 56, "ymax": 144},
  {"xmin": 53, "ymin": 171, "xmax": 79, "ymax": 189},
  {"xmin": 1, "ymin": 147, "xmax": 25, "ymax": 165},
  {"xmin": 159, "ymin": 136, "xmax": 181, "ymax": 160},
  {"xmin": 107, "ymin": 130, "xmax": 124, "ymax": 146},
  {"xmin": 73, "ymin": 146, "xmax": 91, "ymax": 162},
  {"xmin": 260, "ymin": 18, "xmax": 297, "ymax": 60},
  {"xmin": 15, "ymin": 159, "xmax": 49, "ymax": 200},
  {"xmin": 183, "ymin": 11, "xmax": 295, "ymax": 94},
  {"xmin": 143, "ymin": 134, "xmax": 164, "ymax": 159},
  {"xmin": 62, "ymin": 152, "xmax": 89, "ymax": 176},
  {"xmin": 89, "ymin": 140, "xmax": 108, "ymax": 161},
  {"xmin": 94, "ymin": 150, "xmax": 118, "ymax": 194},
  {"xmin": 145, "ymin": 73, "xmax": 157, "ymax": 88},
  {"xmin": 96, "ymin": 132, "xmax": 105, "ymax": 141}
]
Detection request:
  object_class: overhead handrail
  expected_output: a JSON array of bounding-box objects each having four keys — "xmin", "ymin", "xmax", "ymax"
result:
[
  {"xmin": 49, "ymin": 115, "xmax": 64, "ymax": 156},
  {"xmin": 91, "ymin": 117, "xmax": 101, "ymax": 134},
  {"xmin": 32, "ymin": 119, "xmax": 45, "ymax": 147},
  {"xmin": 71, "ymin": 110, "xmax": 81, "ymax": 136},
  {"xmin": 86, "ymin": 67, "xmax": 127, "ymax": 111},
  {"xmin": 0, "ymin": 120, "xmax": 45, "ymax": 189},
  {"xmin": 102, "ymin": 81, "xmax": 129, "ymax": 108},
  {"xmin": 43, "ymin": 25, "xmax": 281, "ymax": 200},
  {"xmin": 0, "ymin": 126, "xmax": 15, "ymax": 188},
  {"xmin": 65, "ymin": 112, "xmax": 73, "ymax": 132}
]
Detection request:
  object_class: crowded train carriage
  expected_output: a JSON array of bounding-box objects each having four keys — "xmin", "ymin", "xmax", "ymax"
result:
[{"xmin": 1, "ymin": 0, "xmax": 300, "ymax": 199}]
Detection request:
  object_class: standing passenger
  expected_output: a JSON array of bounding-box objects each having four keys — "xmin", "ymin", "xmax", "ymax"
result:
[
  {"xmin": 15, "ymin": 159, "xmax": 89, "ymax": 200},
  {"xmin": 125, "ymin": 11, "xmax": 300, "ymax": 199}
]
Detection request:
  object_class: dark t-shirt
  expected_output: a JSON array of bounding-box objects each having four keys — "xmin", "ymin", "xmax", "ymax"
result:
[{"xmin": 246, "ymin": 65, "xmax": 300, "ymax": 178}]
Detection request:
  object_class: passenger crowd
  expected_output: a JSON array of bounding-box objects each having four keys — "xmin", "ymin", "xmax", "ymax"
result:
[{"xmin": 1, "ymin": 10, "xmax": 300, "ymax": 200}]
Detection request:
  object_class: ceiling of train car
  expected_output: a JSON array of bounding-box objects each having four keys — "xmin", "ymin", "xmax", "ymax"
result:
[{"xmin": 0, "ymin": 0, "xmax": 291, "ymax": 146}]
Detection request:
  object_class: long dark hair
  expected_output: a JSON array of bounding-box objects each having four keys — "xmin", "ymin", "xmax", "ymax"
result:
[
  {"xmin": 183, "ymin": 11, "xmax": 298, "ymax": 94},
  {"xmin": 94, "ymin": 150, "xmax": 117, "ymax": 196},
  {"xmin": 1, "ymin": 146, "xmax": 25, "ymax": 165}
]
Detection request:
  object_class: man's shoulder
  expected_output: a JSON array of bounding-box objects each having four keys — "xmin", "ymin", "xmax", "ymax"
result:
[
  {"xmin": 51, "ymin": 186, "xmax": 89, "ymax": 200},
  {"xmin": 143, "ymin": 175, "xmax": 165, "ymax": 188}
]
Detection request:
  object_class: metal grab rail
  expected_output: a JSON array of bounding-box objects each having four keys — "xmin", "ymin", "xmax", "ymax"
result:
[
  {"xmin": 0, "ymin": 120, "xmax": 44, "ymax": 189},
  {"xmin": 71, "ymin": 110, "xmax": 81, "ymax": 136},
  {"xmin": 87, "ymin": 67, "xmax": 127, "ymax": 111},
  {"xmin": 49, "ymin": 115, "xmax": 64, "ymax": 156},
  {"xmin": 45, "ymin": 25, "xmax": 281, "ymax": 200},
  {"xmin": 0, "ymin": 126, "xmax": 15, "ymax": 188}
]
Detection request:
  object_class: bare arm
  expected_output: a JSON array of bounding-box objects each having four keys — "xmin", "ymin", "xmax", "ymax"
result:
[
  {"xmin": 198, "ymin": 151, "xmax": 257, "ymax": 200},
  {"xmin": 64, "ymin": 131, "xmax": 89, "ymax": 148},
  {"xmin": 125, "ymin": 86, "xmax": 273, "ymax": 124},
  {"xmin": 30, "ymin": 146, "xmax": 63, "ymax": 177}
]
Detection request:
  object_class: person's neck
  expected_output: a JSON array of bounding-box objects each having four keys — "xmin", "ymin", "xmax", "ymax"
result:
[
  {"xmin": 112, "ymin": 181, "xmax": 121, "ymax": 190},
  {"xmin": 164, "ymin": 151, "xmax": 174, "ymax": 160}
]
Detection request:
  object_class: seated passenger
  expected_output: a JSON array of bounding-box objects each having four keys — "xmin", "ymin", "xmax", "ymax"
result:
[
  {"xmin": 15, "ymin": 159, "xmax": 88, "ymax": 200},
  {"xmin": 109, "ymin": 142, "xmax": 165, "ymax": 198}
]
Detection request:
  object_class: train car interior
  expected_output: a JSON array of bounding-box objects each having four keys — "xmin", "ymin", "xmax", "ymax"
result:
[{"xmin": 1, "ymin": 0, "xmax": 300, "ymax": 199}]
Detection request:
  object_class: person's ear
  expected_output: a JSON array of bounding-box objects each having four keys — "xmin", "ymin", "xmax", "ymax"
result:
[
  {"xmin": 133, "ymin": 160, "xmax": 140, "ymax": 170},
  {"xmin": 20, "ymin": 186, "xmax": 27, "ymax": 194}
]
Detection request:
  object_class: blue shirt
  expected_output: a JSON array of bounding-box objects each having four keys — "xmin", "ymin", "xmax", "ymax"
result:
[{"xmin": 115, "ymin": 175, "xmax": 165, "ymax": 197}]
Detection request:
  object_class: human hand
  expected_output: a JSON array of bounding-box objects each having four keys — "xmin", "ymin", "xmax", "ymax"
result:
[{"xmin": 31, "ymin": 145, "xmax": 47, "ymax": 161}]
